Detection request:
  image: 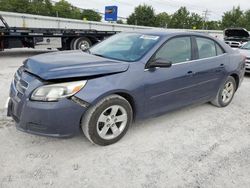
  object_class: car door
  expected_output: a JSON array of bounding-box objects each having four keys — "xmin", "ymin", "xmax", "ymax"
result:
[
  {"xmin": 190, "ymin": 36, "xmax": 227, "ymax": 99},
  {"xmin": 144, "ymin": 36, "xmax": 204, "ymax": 117}
]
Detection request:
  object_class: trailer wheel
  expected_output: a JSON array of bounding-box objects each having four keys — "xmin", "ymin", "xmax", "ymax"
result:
[{"xmin": 73, "ymin": 37, "xmax": 92, "ymax": 50}]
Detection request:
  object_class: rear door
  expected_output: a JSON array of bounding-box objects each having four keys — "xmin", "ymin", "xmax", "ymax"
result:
[{"xmin": 190, "ymin": 36, "xmax": 227, "ymax": 99}]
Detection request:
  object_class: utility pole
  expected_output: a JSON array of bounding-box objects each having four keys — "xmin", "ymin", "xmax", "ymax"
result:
[{"xmin": 202, "ymin": 9, "xmax": 211, "ymax": 30}]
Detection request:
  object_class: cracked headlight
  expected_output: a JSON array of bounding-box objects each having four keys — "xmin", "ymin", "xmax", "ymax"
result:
[{"xmin": 31, "ymin": 80, "xmax": 87, "ymax": 102}]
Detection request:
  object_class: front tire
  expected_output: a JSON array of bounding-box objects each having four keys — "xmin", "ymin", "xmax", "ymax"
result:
[
  {"xmin": 211, "ymin": 76, "xmax": 236, "ymax": 107},
  {"xmin": 81, "ymin": 95, "xmax": 133, "ymax": 146}
]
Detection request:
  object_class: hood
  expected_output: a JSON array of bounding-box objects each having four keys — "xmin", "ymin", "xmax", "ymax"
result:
[
  {"xmin": 224, "ymin": 28, "xmax": 250, "ymax": 38},
  {"xmin": 23, "ymin": 51, "xmax": 129, "ymax": 80}
]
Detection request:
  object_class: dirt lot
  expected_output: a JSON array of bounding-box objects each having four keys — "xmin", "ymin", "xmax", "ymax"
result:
[{"xmin": 0, "ymin": 49, "xmax": 249, "ymax": 188}]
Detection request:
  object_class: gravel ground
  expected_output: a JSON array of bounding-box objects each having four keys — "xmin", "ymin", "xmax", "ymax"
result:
[{"xmin": 0, "ymin": 49, "xmax": 250, "ymax": 188}]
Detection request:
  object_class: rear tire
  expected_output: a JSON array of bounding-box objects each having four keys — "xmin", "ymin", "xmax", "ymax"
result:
[
  {"xmin": 211, "ymin": 76, "xmax": 236, "ymax": 107},
  {"xmin": 73, "ymin": 37, "xmax": 92, "ymax": 50},
  {"xmin": 81, "ymin": 95, "xmax": 133, "ymax": 146}
]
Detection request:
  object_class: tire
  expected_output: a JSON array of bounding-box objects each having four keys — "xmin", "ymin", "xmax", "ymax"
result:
[
  {"xmin": 73, "ymin": 37, "xmax": 92, "ymax": 50},
  {"xmin": 70, "ymin": 38, "xmax": 77, "ymax": 50},
  {"xmin": 211, "ymin": 76, "xmax": 236, "ymax": 107},
  {"xmin": 81, "ymin": 95, "xmax": 133, "ymax": 146}
]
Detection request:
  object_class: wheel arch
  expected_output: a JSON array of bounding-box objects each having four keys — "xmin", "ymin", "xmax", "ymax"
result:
[
  {"xmin": 230, "ymin": 73, "xmax": 239, "ymax": 90},
  {"xmin": 114, "ymin": 92, "xmax": 136, "ymax": 120},
  {"xmin": 89, "ymin": 90, "xmax": 137, "ymax": 120}
]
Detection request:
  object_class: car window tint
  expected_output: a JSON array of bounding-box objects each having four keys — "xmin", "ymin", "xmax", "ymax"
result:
[
  {"xmin": 196, "ymin": 37, "xmax": 217, "ymax": 59},
  {"xmin": 216, "ymin": 44, "xmax": 224, "ymax": 55},
  {"xmin": 155, "ymin": 37, "xmax": 191, "ymax": 64}
]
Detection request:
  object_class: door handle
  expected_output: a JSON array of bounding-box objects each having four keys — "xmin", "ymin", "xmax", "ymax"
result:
[
  {"xmin": 220, "ymin": 64, "xmax": 224, "ymax": 67},
  {"xmin": 187, "ymin": 71, "xmax": 193, "ymax": 75}
]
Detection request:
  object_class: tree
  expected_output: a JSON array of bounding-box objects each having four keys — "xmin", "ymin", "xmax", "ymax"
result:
[
  {"xmin": 127, "ymin": 4, "xmax": 156, "ymax": 26},
  {"xmin": 188, "ymin": 13, "xmax": 203, "ymax": 29},
  {"xmin": 242, "ymin": 10, "xmax": 250, "ymax": 30},
  {"xmin": 206, "ymin": 21, "xmax": 222, "ymax": 30},
  {"xmin": 0, "ymin": 0, "xmax": 31, "ymax": 13},
  {"xmin": 155, "ymin": 12, "xmax": 170, "ymax": 28},
  {"xmin": 81, "ymin": 9, "xmax": 101, "ymax": 21},
  {"xmin": 53, "ymin": 0, "xmax": 75, "ymax": 19},
  {"xmin": 29, "ymin": 0, "xmax": 54, "ymax": 16},
  {"xmin": 116, "ymin": 19, "xmax": 124, "ymax": 24},
  {"xmin": 169, "ymin": 7, "xmax": 190, "ymax": 28},
  {"xmin": 221, "ymin": 6, "xmax": 244, "ymax": 29}
]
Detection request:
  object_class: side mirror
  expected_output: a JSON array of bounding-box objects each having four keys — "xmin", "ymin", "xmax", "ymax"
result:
[{"xmin": 147, "ymin": 58, "xmax": 172, "ymax": 69}]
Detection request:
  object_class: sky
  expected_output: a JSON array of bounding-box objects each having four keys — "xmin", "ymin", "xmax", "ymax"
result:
[{"xmin": 58, "ymin": 0, "xmax": 250, "ymax": 21}]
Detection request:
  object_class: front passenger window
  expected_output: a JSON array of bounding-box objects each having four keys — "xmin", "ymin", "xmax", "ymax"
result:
[{"xmin": 154, "ymin": 37, "xmax": 191, "ymax": 64}]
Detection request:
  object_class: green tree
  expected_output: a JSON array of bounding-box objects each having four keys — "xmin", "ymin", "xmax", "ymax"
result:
[
  {"xmin": 81, "ymin": 9, "xmax": 101, "ymax": 21},
  {"xmin": 206, "ymin": 21, "xmax": 222, "ymax": 30},
  {"xmin": 53, "ymin": 0, "xmax": 74, "ymax": 18},
  {"xmin": 242, "ymin": 10, "xmax": 250, "ymax": 30},
  {"xmin": 116, "ymin": 19, "xmax": 124, "ymax": 24},
  {"xmin": 155, "ymin": 12, "xmax": 170, "ymax": 28},
  {"xmin": 0, "ymin": 0, "xmax": 31, "ymax": 13},
  {"xmin": 169, "ymin": 7, "xmax": 190, "ymax": 28},
  {"xmin": 29, "ymin": 0, "xmax": 54, "ymax": 16},
  {"xmin": 188, "ymin": 13, "xmax": 203, "ymax": 29},
  {"xmin": 127, "ymin": 4, "xmax": 156, "ymax": 26},
  {"xmin": 221, "ymin": 6, "xmax": 244, "ymax": 29}
]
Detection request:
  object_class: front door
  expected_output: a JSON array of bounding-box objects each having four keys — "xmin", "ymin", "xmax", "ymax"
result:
[{"xmin": 144, "ymin": 36, "xmax": 200, "ymax": 117}]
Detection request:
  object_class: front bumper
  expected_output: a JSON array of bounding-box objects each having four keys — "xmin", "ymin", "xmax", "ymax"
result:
[{"xmin": 7, "ymin": 69, "xmax": 87, "ymax": 137}]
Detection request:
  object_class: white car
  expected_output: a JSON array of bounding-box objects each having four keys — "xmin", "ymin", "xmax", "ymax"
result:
[{"xmin": 239, "ymin": 41, "xmax": 250, "ymax": 73}]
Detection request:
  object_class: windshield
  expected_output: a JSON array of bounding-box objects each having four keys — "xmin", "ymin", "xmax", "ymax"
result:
[
  {"xmin": 241, "ymin": 42, "xmax": 250, "ymax": 50},
  {"xmin": 89, "ymin": 33, "xmax": 160, "ymax": 62}
]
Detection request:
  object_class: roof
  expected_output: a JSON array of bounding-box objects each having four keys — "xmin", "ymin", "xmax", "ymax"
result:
[{"xmin": 125, "ymin": 29, "xmax": 212, "ymax": 38}]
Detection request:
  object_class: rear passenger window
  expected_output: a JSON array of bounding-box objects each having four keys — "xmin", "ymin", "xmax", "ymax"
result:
[
  {"xmin": 155, "ymin": 37, "xmax": 191, "ymax": 64},
  {"xmin": 196, "ymin": 37, "xmax": 216, "ymax": 59},
  {"xmin": 216, "ymin": 44, "xmax": 224, "ymax": 55}
]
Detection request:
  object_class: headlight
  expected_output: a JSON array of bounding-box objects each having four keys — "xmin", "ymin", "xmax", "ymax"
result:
[{"xmin": 31, "ymin": 80, "xmax": 87, "ymax": 101}]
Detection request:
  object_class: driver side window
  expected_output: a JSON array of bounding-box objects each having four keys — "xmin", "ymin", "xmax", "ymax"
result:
[{"xmin": 155, "ymin": 37, "xmax": 192, "ymax": 64}]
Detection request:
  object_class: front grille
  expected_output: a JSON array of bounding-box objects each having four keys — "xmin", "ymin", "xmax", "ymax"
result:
[
  {"xmin": 14, "ymin": 67, "xmax": 29, "ymax": 96},
  {"xmin": 246, "ymin": 57, "xmax": 250, "ymax": 63}
]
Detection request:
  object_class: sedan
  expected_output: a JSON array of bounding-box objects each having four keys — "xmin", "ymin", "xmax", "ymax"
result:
[{"xmin": 7, "ymin": 31, "xmax": 245, "ymax": 145}]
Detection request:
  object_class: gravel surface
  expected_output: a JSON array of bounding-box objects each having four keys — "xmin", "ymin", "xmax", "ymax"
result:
[{"xmin": 0, "ymin": 49, "xmax": 249, "ymax": 188}]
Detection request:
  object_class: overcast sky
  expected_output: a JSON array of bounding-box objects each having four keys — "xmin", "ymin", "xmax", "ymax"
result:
[{"xmin": 61, "ymin": 0, "xmax": 250, "ymax": 21}]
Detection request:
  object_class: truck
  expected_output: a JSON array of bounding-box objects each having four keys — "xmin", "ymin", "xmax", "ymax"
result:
[
  {"xmin": 0, "ymin": 11, "xmax": 224, "ymax": 51},
  {"xmin": 0, "ymin": 15, "xmax": 115, "ymax": 51},
  {"xmin": 0, "ymin": 11, "xmax": 152, "ymax": 51}
]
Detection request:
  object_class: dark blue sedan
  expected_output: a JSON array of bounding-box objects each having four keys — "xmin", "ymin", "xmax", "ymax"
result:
[{"xmin": 7, "ymin": 31, "xmax": 245, "ymax": 145}]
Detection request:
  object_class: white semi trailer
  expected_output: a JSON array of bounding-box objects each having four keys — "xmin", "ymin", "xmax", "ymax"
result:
[{"xmin": 0, "ymin": 11, "xmax": 223, "ymax": 51}]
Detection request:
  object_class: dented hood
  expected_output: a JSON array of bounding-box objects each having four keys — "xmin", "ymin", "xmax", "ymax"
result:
[
  {"xmin": 23, "ymin": 51, "xmax": 129, "ymax": 80},
  {"xmin": 224, "ymin": 28, "xmax": 250, "ymax": 38}
]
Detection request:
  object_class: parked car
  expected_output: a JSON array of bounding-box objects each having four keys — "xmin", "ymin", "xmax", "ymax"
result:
[
  {"xmin": 7, "ymin": 31, "xmax": 245, "ymax": 145},
  {"xmin": 239, "ymin": 41, "xmax": 250, "ymax": 73},
  {"xmin": 224, "ymin": 28, "xmax": 250, "ymax": 48}
]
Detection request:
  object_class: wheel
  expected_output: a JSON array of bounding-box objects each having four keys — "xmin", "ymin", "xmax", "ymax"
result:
[
  {"xmin": 211, "ymin": 76, "xmax": 236, "ymax": 107},
  {"xmin": 73, "ymin": 37, "xmax": 92, "ymax": 50},
  {"xmin": 81, "ymin": 95, "xmax": 133, "ymax": 146}
]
